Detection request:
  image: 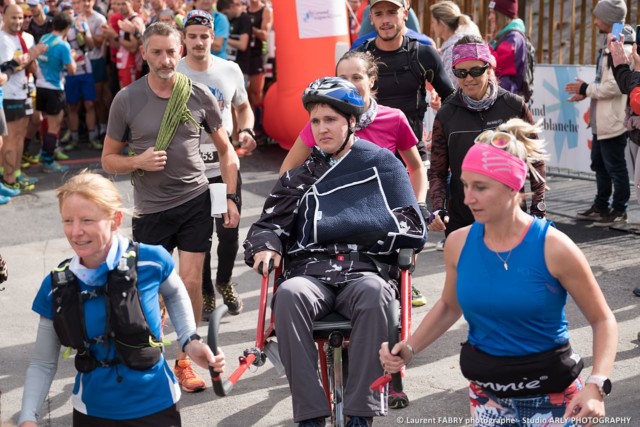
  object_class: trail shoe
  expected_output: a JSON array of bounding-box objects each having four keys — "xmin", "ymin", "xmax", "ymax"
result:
[
  {"xmin": 215, "ymin": 282, "xmax": 244, "ymax": 315},
  {"xmin": 576, "ymin": 205, "xmax": 608, "ymax": 221},
  {"xmin": 174, "ymin": 359, "xmax": 206, "ymax": 393},
  {"xmin": 346, "ymin": 416, "xmax": 372, "ymax": 427},
  {"xmin": 593, "ymin": 210, "xmax": 627, "ymax": 227},
  {"xmin": 436, "ymin": 238, "xmax": 446, "ymax": 251},
  {"xmin": 201, "ymin": 293, "xmax": 216, "ymax": 322},
  {"xmin": 633, "ymin": 287, "xmax": 640, "ymax": 297},
  {"xmin": 411, "ymin": 286, "xmax": 427, "ymax": 307},
  {"xmin": 388, "ymin": 382, "xmax": 409, "ymax": 409}
]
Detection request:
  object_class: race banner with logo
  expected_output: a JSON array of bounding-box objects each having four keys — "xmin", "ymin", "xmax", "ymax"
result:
[
  {"xmin": 296, "ymin": 0, "xmax": 348, "ymax": 39},
  {"xmin": 530, "ymin": 65, "xmax": 597, "ymax": 174}
]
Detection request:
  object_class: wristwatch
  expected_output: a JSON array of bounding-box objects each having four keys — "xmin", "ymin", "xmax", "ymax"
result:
[
  {"xmin": 586, "ymin": 375, "xmax": 612, "ymax": 397},
  {"xmin": 134, "ymin": 30, "xmax": 143, "ymax": 40},
  {"xmin": 227, "ymin": 193, "xmax": 241, "ymax": 206},
  {"xmin": 182, "ymin": 333, "xmax": 202, "ymax": 352},
  {"xmin": 239, "ymin": 128, "xmax": 256, "ymax": 139}
]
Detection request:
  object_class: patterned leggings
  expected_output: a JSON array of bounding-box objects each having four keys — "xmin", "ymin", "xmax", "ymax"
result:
[{"xmin": 468, "ymin": 379, "xmax": 583, "ymax": 427}]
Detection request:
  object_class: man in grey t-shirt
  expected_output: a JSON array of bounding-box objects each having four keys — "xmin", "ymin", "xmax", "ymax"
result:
[{"xmin": 101, "ymin": 22, "xmax": 239, "ymax": 393}]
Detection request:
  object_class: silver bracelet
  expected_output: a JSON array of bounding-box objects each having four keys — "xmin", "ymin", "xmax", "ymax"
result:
[{"xmin": 404, "ymin": 342, "xmax": 415, "ymax": 366}]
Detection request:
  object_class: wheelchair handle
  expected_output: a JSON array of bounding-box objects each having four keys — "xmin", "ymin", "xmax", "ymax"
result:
[
  {"xmin": 387, "ymin": 299, "xmax": 403, "ymax": 393},
  {"xmin": 257, "ymin": 259, "xmax": 275, "ymax": 276},
  {"xmin": 207, "ymin": 305, "xmax": 234, "ymax": 397}
]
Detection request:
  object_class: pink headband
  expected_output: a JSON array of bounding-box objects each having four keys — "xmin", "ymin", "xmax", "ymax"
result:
[
  {"xmin": 451, "ymin": 43, "xmax": 496, "ymax": 68},
  {"xmin": 461, "ymin": 143, "xmax": 527, "ymax": 191}
]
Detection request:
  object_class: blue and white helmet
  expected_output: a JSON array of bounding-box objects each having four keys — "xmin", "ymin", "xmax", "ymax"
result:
[{"xmin": 302, "ymin": 77, "xmax": 366, "ymax": 119}]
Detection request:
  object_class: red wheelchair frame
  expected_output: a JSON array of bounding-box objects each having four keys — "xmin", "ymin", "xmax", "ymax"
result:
[{"xmin": 208, "ymin": 248, "xmax": 414, "ymax": 426}]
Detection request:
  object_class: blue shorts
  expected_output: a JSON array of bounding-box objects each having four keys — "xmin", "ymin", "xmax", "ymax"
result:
[
  {"xmin": 90, "ymin": 58, "xmax": 108, "ymax": 83},
  {"xmin": 65, "ymin": 73, "xmax": 97, "ymax": 104}
]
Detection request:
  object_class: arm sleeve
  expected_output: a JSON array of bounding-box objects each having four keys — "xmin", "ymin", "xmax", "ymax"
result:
[
  {"xmin": 19, "ymin": 318, "xmax": 61, "ymax": 425},
  {"xmin": 586, "ymin": 53, "xmax": 624, "ymax": 100},
  {"xmin": 427, "ymin": 116, "xmax": 449, "ymax": 210},
  {"xmin": 159, "ymin": 270, "xmax": 196, "ymax": 350},
  {"xmin": 423, "ymin": 45, "xmax": 455, "ymax": 100}
]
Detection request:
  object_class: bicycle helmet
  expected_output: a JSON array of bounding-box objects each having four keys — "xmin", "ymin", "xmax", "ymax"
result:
[{"xmin": 302, "ymin": 77, "xmax": 366, "ymax": 119}]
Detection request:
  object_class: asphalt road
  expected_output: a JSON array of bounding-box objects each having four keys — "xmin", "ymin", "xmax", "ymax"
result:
[{"xmin": 1, "ymin": 144, "xmax": 638, "ymax": 427}]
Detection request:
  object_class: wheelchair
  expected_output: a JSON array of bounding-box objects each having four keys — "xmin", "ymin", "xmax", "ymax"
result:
[{"xmin": 208, "ymin": 248, "xmax": 415, "ymax": 427}]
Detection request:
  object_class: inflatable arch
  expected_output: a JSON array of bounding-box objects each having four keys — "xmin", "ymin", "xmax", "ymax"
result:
[{"xmin": 263, "ymin": 0, "xmax": 351, "ymax": 151}]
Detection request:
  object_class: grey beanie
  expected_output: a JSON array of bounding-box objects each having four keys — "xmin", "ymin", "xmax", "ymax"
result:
[{"xmin": 593, "ymin": 0, "xmax": 627, "ymax": 26}]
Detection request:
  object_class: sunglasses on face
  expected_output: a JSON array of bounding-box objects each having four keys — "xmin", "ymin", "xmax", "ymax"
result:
[{"xmin": 452, "ymin": 64, "xmax": 490, "ymax": 79}]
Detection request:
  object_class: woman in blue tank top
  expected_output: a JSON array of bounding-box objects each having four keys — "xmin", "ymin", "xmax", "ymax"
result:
[{"xmin": 380, "ymin": 119, "xmax": 617, "ymax": 427}]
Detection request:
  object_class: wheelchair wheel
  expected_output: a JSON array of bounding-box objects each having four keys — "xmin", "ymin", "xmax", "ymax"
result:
[{"xmin": 327, "ymin": 331, "xmax": 346, "ymax": 427}]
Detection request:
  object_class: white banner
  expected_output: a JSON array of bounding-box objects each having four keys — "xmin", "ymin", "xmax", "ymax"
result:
[
  {"xmin": 295, "ymin": 0, "xmax": 348, "ymax": 39},
  {"xmin": 530, "ymin": 64, "xmax": 596, "ymax": 174}
]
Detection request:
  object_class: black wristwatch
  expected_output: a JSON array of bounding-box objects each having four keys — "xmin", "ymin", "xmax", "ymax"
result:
[
  {"xmin": 227, "ymin": 193, "xmax": 241, "ymax": 206},
  {"xmin": 239, "ymin": 128, "xmax": 256, "ymax": 139},
  {"xmin": 182, "ymin": 333, "xmax": 202, "ymax": 352},
  {"xmin": 134, "ymin": 30, "xmax": 143, "ymax": 40}
]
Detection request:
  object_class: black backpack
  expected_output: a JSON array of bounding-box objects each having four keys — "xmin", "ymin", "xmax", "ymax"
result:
[{"xmin": 496, "ymin": 30, "xmax": 536, "ymax": 103}]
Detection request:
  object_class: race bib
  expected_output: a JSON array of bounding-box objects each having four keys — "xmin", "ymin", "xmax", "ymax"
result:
[{"xmin": 200, "ymin": 143, "xmax": 219, "ymax": 164}]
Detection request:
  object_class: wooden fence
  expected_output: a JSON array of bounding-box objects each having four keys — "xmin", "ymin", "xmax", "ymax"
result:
[{"xmin": 414, "ymin": 0, "xmax": 640, "ymax": 65}]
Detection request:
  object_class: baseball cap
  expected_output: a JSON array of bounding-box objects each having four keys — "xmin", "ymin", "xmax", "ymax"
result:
[
  {"xmin": 369, "ymin": 0, "xmax": 405, "ymax": 8},
  {"xmin": 26, "ymin": 0, "xmax": 41, "ymax": 6},
  {"xmin": 59, "ymin": 2, "xmax": 73, "ymax": 11},
  {"xmin": 183, "ymin": 9, "xmax": 213, "ymax": 29}
]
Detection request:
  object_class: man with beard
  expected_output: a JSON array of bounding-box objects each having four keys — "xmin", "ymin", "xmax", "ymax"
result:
[
  {"xmin": 101, "ymin": 22, "xmax": 240, "ymax": 394},
  {"xmin": 177, "ymin": 9, "xmax": 255, "ymax": 322}
]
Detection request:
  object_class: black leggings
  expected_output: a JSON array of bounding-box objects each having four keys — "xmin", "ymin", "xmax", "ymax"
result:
[
  {"xmin": 202, "ymin": 172, "xmax": 242, "ymax": 294},
  {"xmin": 72, "ymin": 404, "xmax": 180, "ymax": 426}
]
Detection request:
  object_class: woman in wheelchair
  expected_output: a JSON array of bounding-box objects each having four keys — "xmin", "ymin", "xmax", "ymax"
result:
[
  {"xmin": 380, "ymin": 119, "xmax": 617, "ymax": 427},
  {"xmin": 243, "ymin": 77, "xmax": 428, "ymax": 427}
]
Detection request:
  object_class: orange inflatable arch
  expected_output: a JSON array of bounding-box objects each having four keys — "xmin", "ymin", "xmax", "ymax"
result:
[{"xmin": 263, "ymin": 0, "xmax": 351, "ymax": 151}]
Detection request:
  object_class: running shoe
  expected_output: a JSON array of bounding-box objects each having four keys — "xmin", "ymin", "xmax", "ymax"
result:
[
  {"xmin": 42, "ymin": 160, "xmax": 69, "ymax": 174},
  {"xmin": 201, "ymin": 293, "xmax": 216, "ymax": 322},
  {"xmin": 0, "ymin": 195, "xmax": 10, "ymax": 205},
  {"xmin": 298, "ymin": 418, "xmax": 326, "ymax": 427},
  {"xmin": 63, "ymin": 140, "xmax": 78, "ymax": 151},
  {"xmin": 215, "ymin": 282, "xmax": 244, "ymax": 315},
  {"xmin": 0, "ymin": 182, "xmax": 20, "ymax": 197},
  {"xmin": 411, "ymin": 286, "xmax": 427, "ymax": 307},
  {"xmin": 174, "ymin": 359, "xmax": 206, "ymax": 393},
  {"xmin": 16, "ymin": 170, "xmax": 38, "ymax": 185},
  {"xmin": 89, "ymin": 139, "xmax": 103, "ymax": 150},
  {"xmin": 3, "ymin": 179, "xmax": 34, "ymax": 192},
  {"xmin": 22, "ymin": 152, "xmax": 40, "ymax": 166},
  {"xmin": 54, "ymin": 149, "xmax": 69, "ymax": 161},
  {"xmin": 388, "ymin": 382, "xmax": 409, "ymax": 409},
  {"xmin": 436, "ymin": 238, "xmax": 446, "ymax": 251},
  {"xmin": 21, "ymin": 158, "xmax": 30, "ymax": 169}
]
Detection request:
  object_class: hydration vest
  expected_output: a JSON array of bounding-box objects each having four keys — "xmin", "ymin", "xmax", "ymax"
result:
[{"xmin": 51, "ymin": 241, "xmax": 164, "ymax": 373}]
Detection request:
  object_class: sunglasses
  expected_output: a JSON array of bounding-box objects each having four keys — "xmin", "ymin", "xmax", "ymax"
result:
[
  {"xmin": 474, "ymin": 130, "xmax": 517, "ymax": 150},
  {"xmin": 452, "ymin": 64, "xmax": 490, "ymax": 79}
]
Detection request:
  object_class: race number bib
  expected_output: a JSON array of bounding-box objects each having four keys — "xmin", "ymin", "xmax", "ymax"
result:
[{"xmin": 200, "ymin": 143, "xmax": 219, "ymax": 164}]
